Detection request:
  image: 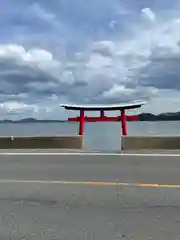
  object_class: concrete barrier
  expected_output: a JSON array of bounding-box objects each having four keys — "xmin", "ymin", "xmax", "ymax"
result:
[
  {"xmin": 121, "ymin": 136, "xmax": 180, "ymax": 150},
  {"xmin": 0, "ymin": 136, "xmax": 83, "ymax": 149}
]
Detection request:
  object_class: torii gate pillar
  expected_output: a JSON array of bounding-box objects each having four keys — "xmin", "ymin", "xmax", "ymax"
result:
[
  {"xmin": 79, "ymin": 109, "xmax": 85, "ymax": 136},
  {"xmin": 121, "ymin": 109, "xmax": 127, "ymax": 136}
]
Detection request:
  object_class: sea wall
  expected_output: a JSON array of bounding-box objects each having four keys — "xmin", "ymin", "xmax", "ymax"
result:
[
  {"xmin": 0, "ymin": 136, "xmax": 83, "ymax": 149},
  {"xmin": 1, "ymin": 135, "xmax": 180, "ymax": 150},
  {"xmin": 121, "ymin": 136, "xmax": 180, "ymax": 150}
]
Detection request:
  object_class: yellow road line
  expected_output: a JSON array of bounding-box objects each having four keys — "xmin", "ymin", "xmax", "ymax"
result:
[
  {"xmin": 137, "ymin": 183, "xmax": 180, "ymax": 188},
  {"xmin": 0, "ymin": 179, "xmax": 180, "ymax": 188}
]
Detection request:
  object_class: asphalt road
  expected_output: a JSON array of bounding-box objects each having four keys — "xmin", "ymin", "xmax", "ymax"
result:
[{"xmin": 0, "ymin": 153, "xmax": 180, "ymax": 239}]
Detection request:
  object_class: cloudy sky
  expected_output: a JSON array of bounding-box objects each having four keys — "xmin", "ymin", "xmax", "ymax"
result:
[{"xmin": 0, "ymin": 0, "xmax": 180, "ymax": 119}]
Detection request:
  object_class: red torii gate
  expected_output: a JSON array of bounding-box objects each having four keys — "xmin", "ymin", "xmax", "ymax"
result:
[{"xmin": 60, "ymin": 101, "xmax": 145, "ymax": 136}]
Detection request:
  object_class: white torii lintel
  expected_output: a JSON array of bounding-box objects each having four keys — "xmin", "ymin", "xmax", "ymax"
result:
[{"xmin": 60, "ymin": 100, "xmax": 146, "ymax": 111}]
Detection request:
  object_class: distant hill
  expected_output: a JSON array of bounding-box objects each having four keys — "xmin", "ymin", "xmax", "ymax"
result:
[
  {"xmin": 0, "ymin": 118, "xmax": 67, "ymax": 123},
  {"xmin": 1, "ymin": 113, "xmax": 180, "ymax": 122},
  {"xmin": 138, "ymin": 112, "xmax": 180, "ymax": 121}
]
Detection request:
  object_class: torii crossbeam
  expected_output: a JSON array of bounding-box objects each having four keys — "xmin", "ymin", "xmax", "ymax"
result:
[{"xmin": 60, "ymin": 101, "xmax": 146, "ymax": 136}]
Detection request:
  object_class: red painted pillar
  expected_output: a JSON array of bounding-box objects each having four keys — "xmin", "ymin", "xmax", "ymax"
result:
[
  {"xmin": 121, "ymin": 109, "xmax": 127, "ymax": 136},
  {"xmin": 79, "ymin": 110, "xmax": 85, "ymax": 135},
  {"xmin": 100, "ymin": 110, "xmax": 104, "ymax": 117}
]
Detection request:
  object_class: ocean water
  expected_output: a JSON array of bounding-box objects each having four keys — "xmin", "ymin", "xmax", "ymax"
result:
[{"xmin": 0, "ymin": 121, "xmax": 179, "ymax": 150}]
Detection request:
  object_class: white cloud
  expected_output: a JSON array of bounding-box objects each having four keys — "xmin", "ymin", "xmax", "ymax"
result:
[
  {"xmin": 92, "ymin": 41, "xmax": 116, "ymax": 56},
  {"xmin": 1, "ymin": 2, "xmax": 180, "ymax": 117},
  {"xmin": 2, "ymin": 101, "xmax": 27, "ymax": 111},
  {"xmin": 141, "ymin": 8, "xmax": 156, "ymax": 22},
  {"xmin": 87, "ymin": 54, "xmax": 113, "ymax": 69},
  {"xmin": 102, "ymin": 85, "xmax": 135, "ymax": 99}
]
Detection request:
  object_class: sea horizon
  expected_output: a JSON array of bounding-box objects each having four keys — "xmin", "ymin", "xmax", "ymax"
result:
[{"xmin": 1, "ymin": 110, "xmax": 180, "ymax": 122}]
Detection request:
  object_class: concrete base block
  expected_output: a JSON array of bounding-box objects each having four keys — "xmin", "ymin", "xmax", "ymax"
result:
[
  {"xmin": 0, "ymin": 136, "xmax": 83, "ymax": 149},
  {"xmin": 121, "ymin": 136, "xmax": 180, "ymax": 150}
]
